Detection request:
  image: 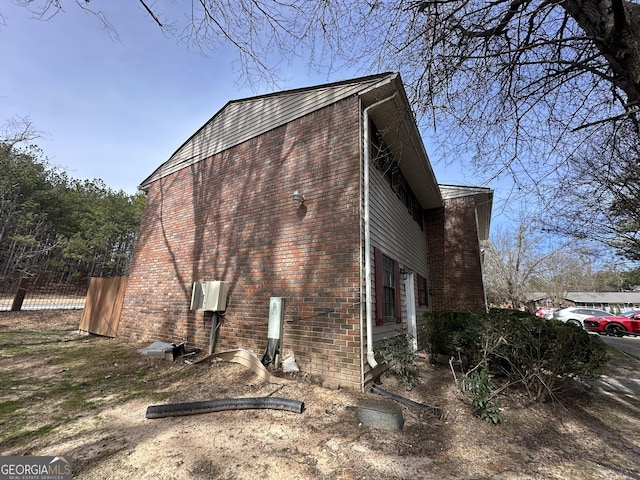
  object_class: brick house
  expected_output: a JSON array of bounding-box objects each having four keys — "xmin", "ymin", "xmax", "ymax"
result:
[{"xmin": 118, "ymin": 72, "xmax": 493, "ymax": 390}]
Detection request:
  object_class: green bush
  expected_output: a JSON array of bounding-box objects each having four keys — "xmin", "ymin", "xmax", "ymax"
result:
[
  {"xmin": 424, "ymin": 309, "xmax": 609, "ymax": 422},
  {"xmin": 422, "ymin": 311, "xmax": 484, "ymax": 364},
  {"xmin": 375, "ymin": 333, "xmax": 417, "ymax": 390},
  {"xmin": 461, "ymin": 367, "xmax": 502, "ymax": 424},
  {"xmin": 483, "ymin": 310, "xmax": 608, "ymax": 401}
]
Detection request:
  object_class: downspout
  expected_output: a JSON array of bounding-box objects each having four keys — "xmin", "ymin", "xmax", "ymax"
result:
[{"xmin": 363, "ymin": 92, "xmax": 398, "ymax": 369}]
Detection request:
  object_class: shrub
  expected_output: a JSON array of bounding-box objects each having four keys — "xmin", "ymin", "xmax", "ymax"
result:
[
  {"xmin": 375, "ymin": 333, "xmax": 417, "ymax": 390},
  {"xmin": 424, "ymin": 309, "xmax": 609, "ymax": 422},
  {"xmin": 422, "ymin": 311, "xmax": 483, "ymax": 365},
  {"xmin": 486, "ymin": 310, "xmax": 608, "ymax": 402},
  {"xmin": 460, "ymin": 367, "xmax": 502, "ymax": 424}
]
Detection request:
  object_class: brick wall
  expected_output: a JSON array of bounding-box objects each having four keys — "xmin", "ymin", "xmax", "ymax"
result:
[
  {"xmin": 119, "ymin": 96, "xmax": 364, "ymax": 389},
  {"xmin": 425, "ymin": 196, "xmax": 487, "ymax": 312}
]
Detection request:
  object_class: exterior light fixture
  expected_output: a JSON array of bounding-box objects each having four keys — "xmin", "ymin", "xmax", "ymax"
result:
[
  {"xmin": 400, "ymin": 267, "xmax": 411, "ymax": 280},
  {"xmin": 292, "ymin": 190, "xmax": 305, "ymax": 204}
]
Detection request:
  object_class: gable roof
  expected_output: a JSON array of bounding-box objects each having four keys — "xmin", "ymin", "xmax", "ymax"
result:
[
  {"xmin": 140, "ymin": 73, "xmax": 400, "ymax": 190},
  {"xmin": 439, "ymin": 184, "xmax": 493, "ymax": 241},
  {"xmin": 527, "ymin": 291, "xmax": 640, "ymax": 305},
  {"xmin": 565, "ymin": 292, "xmax": 640, "ymax": 305}
]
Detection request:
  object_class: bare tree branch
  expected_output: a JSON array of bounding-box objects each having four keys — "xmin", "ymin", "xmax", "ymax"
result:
[
  {"xmin": 6, "ymin": 0, "xmax": 640, "ymax": 258},
  {"xmin": 138, "ymin": 0, "xmax": 163, "ymax": 28}
]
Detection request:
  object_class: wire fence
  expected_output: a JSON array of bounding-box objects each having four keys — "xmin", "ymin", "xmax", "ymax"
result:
[{"xmin": 0, "ymin": 232, "xmax": 135, "ymax": 312}]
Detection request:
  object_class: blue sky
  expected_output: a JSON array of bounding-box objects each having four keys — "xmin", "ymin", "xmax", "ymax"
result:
[{"xmin": 1, "ymin": 2, "xmax": 471, "ymax": 196}]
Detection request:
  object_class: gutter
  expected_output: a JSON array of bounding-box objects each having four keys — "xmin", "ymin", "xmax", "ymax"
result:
[{"xmin": 363, "ymin": 92, "xmax": 398, "ymax": 369}]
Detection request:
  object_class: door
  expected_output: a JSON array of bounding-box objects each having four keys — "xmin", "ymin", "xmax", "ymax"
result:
[{"xmin": 404, "ymin": 272, "xmax": 418, "ymax": 352}]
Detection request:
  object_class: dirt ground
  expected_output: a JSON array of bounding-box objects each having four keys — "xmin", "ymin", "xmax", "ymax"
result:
[{"xmin": 1, "ymin": 310, "xmax": 640, "ymax": 480}]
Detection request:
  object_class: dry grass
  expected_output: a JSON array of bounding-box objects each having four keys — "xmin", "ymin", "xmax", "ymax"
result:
[{"xmin": 1, "ymin": 310, "xmax": 639, "ymax": 479}]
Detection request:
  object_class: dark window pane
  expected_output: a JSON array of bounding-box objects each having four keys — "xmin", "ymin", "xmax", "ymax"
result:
[{"xmin": 383, "ymin": 254, "xmax": 395, "ymax": 321}]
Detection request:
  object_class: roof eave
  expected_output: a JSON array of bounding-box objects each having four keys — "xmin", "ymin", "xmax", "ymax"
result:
[{"xmin": 360, "ymin": 74, "xmax": 443, "ymax": 210}]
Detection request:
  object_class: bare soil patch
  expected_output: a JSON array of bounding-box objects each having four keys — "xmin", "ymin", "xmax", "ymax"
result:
[{"xmin": 1, "ymin": 310, "xmax": 639, "ymax": 479}]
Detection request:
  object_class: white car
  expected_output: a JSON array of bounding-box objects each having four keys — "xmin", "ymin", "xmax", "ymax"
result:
[{"xmin": 553, "ymin": 307, "xmax": 611, "ymax": 328}]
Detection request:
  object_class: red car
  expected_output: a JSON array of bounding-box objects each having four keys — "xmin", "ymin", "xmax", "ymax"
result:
[
  {"xmin": 535, "ymin": 307, "xmax": 557, "ymax": 319},
  {"xmin": 583, "ymin": 314, "xmax": 640, "ymax": 337}
]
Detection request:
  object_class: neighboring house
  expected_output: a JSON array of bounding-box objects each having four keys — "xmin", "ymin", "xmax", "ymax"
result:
[
  {"xmin": 118, "ymin": 72, "xmax": 493, "ymax": 390},
  {"xmin": 528, "ymin": 292, "xmax": 640, "ymax": 313},
  {"xmin": 565, "ymin": 292, "xmax": 640, "ymax": 313},
  {"xmin": 526, "ymin": 292, "xmax": 561, "ymax": 312}
]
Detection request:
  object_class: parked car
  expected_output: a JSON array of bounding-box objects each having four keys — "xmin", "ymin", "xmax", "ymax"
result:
[
  {"xmin": 552, "ymin": 307, "xmax": 611, "ymax": 328},
  {"xmin": 621, "ymin": 310, "xmax": 640, "ymax": 319},
  {"xmin": 583, "ymin": 315, "xmax": 640, "ymax": 337},
  {"xmin": 535, "ymin": 307, "xmax": 557, "ymax": 319}
]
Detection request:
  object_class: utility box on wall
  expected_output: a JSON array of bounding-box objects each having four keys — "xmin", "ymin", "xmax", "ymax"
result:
[
  {"xmin": 267, "ymin": 297, "xmax": 284, "ymax": 341},
  {"xmin": 190, "ymin": 281, "xmax": 229, "ymax": 311}
]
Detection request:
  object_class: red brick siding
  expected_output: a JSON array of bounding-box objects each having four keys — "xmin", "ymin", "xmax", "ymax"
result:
[
  {"xmin": 425, "ymin": 196, "xmax": 487, "ymax": 312},
  {"xmin": 119, "ymin": 96, "xmax": 363, "ymax": 389}
]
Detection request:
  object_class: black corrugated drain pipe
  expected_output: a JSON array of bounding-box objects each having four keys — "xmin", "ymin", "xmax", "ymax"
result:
[
  {"xmin": 145, "ymin": 397, "xmax": 305, "ymax": 419},
  {"xmin": 370, "ymin": 385, "xmax": 443, "ymax": 418}
]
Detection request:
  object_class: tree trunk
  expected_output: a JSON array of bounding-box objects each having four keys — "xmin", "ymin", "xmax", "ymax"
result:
[
  {"xmin": 11, "ymin": 276, "xmax": 31, "ymax": 312},
  {"xmin": 563, "ymin": 0, "xmax": 640, "ymax": 108}
]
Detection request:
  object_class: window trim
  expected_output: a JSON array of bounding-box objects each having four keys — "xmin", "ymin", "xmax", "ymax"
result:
[
  {"xmin": 417, "ymin": 273, "xmax": 428, "ymax": 307},
  {"xmin": 374, "ymin": 247, "xmax": 402, "ymax": 325}
]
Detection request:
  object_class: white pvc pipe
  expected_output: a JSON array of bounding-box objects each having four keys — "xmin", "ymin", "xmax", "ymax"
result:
[{"xmin": 363, "ymin": 92, "xmax": 397, "ymax": 369}]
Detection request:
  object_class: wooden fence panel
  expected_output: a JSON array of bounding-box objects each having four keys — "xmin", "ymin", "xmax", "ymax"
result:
[{"xmin": 79, "ymin": 277, "xmax": 128, "ymax": 337}]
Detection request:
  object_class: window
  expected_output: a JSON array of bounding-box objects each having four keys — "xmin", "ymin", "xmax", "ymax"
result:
[
  {"xmin": 417, "ymin": 274, "xmax": 428, "ymax": 307},
  {"xmin": 369, "ymin": 119, "xmax": 424, "ymax": 231},
  {"xmin": 392, "ymin": 170, "xmax": 408, "ymax": 206},
  {"xmin": 374, "ymin": 247, "xmax": 401, "ymax": 325},
  {"xmin": 383, "ymin": 255, "xmax": 396, "ymax": 321},
  {"xmin": 410, "ymin": 196, "xmax": 424, "ymax": 229}
]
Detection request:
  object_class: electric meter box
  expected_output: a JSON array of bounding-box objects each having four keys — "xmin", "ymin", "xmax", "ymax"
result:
[{"xmin": 190, "ymin": 281, "xmax": 229, "ymax": 311}]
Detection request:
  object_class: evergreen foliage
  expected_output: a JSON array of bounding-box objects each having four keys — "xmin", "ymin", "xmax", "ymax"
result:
[
  {"xmin": 0, "ymin": 138, "xmax": 145, "ymax": 291},
  {"xmin": 424, "ymin": 309, "xmax": 609, "ymax": 423}
]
